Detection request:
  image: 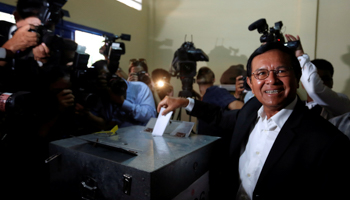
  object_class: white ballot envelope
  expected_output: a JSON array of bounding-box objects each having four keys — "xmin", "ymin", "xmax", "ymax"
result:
[{"xmin": 152, "ymin": 107, "xmax": 173, "ymax": 136}]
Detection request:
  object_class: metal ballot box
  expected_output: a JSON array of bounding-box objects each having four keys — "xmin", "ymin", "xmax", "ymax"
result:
[{"xmin": 49, "ymin": 125, "xmax": 220, "ymax": 200}]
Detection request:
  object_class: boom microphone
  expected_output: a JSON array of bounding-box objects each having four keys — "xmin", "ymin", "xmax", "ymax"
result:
[{"xmin": 248, "ymin": 18, "xmax": 267, "ymax": 31}]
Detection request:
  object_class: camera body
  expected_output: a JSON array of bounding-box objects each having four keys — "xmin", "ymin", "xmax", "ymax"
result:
[
  {"xmin": 70, "ymin": 52, "xmax": 128, "ymax": 107},
  {"xmin": 135, "ymin": 71, "xmax": 150, "ymax": 85},
  {"xmin": 248, "ymin": 18, "xmax": 299, "ymax": 50},
  {"xmin": 172, "ymin": 41, "xmax": 209, "ymax": 78},
  {"xmin": 171, "ymin": 41, "xmax": 209, "ymax": 98},
  {"xmin": 69, "ymin": 52, "xmax": 99, "ymax": 107}
]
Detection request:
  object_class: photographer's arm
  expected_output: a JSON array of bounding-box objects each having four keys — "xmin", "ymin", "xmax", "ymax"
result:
[
  {"xmin": 75, "ymin": 103, "xmax": 109, "ymax": 130},
  {"xmin": 286, "ymin": 34, "xmax": 350, "ymax": 116},
  {"xmin": 116, "ymin": 67, "xmax": 128, "ymax": 80},
  {"xmin": 0, "ymin": 24, "xmax": 38, "ymax": 66}
]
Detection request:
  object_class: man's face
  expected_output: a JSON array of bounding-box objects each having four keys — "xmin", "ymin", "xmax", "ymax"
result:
[
  {"xmin": 130, "ymin": 66, "xmax": 144, "ymax": 74},
  {"xmin": 128, "ymin": 66, "xmax": 144, "ymax": 81},
  {"xmin": 247, "ymin": 49, "xmax": 299, "ymax": 114},
  {"xmin": 16, "ymin": 16, "xmax": 41, "ymax": 28}
]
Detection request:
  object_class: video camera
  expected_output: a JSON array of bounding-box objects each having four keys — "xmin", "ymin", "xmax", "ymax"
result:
[
  {"xmin": 102, "ymin": 33, "xmax": 131, "ymax": 74},
  {"xmin": 171, "ymin": 40, "xmax": 209, "ymax": 98},
  {"xmin": 248, "ymin": 18, "xmax": 299, "ymax": 50}
]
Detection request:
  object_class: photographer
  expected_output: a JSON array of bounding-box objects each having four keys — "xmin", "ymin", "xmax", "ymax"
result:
[
  {"xmin": 0, "ymin": 0, "xmax": 53, "ymax": 67},
  {"xmin": 285, "ymin": 34, "xmax": 350, "ymax": 119},
  {"xmin": 76, "ymin": 60, "xmax": 157, "ymax": 130},
  {"xmin": 151, "ymin": 68, "xmax": 174, "ymax": 100},
  {"xmin": 128, "ymin": 58, "xmax": 162, "ymax": 107}
]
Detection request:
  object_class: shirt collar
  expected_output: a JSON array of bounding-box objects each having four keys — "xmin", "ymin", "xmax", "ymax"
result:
[
  {"xmin": 257, "ymin": 97, "xmax": 298, "ymax": 129},
  {"xmin": 9, "ymin": 25, "xmax": 17, "ymax": 39},
  {"xmin": 305, "ymin": 100, "xmax": 318, "ymax": 109}
]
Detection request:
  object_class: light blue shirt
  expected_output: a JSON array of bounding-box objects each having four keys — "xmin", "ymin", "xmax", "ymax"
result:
[{"xmin": 91, "ymin": 81, "xmax": 156, "ymax": 128}]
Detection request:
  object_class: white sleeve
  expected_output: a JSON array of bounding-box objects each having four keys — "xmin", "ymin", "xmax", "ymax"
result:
[
  {"xmin": 299, "ymin": 54, "xmax": 350, "ymax": 116},
  {"xmin": 0, "ymin": 48, "xmax": 6, "ymax": 59},
  {"xmin": 185, "ymin": 97, "xmax": 195, "ymax": 112}
]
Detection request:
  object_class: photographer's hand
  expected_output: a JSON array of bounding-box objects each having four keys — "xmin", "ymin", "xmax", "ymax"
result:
[
  {"xmin": 57, "ymin": 89, "xmax": 75, "ymax": 111},
  {"xmin": 33, "ymin": 43, "xmax": 50, "ymax": 62},
  {"xmin": 157, "ymin": 96, "xmax": 189, "ymax": 116},
  {"xmin": 128, "ymin": 73, "xmax": 138, "ymax": 82},
  {"xmin": 235, "ymin": 75, "xmax": 245, "ymax": 99},
  {"xmin": 2, "ymin": 24, "xmax": 38, "ymax": 53},
  {"xmin": 285, "ymin": 34, "xmax": 304, "ymax": 57}
]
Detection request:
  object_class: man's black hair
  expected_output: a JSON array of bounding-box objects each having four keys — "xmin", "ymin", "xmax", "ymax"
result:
[
  {"xmin": 311, "ymin": 59, "xmax": 334, "ymax": 77},
  {"xmin": 16, "ymin": 0, "xmax": 44, "ymax": 19},
  {"xmin": 246, "ymin": 42, "xmax": 302, "ymax": 81},
  {"xmin": 92, "ymin": 60, "xmax": 108, "ymax": 72}
]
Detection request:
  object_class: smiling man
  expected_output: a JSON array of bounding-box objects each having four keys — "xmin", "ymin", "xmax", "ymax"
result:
[{"xmin": 157, "ymin": 42, "xmax": 350, "ymax": 200}]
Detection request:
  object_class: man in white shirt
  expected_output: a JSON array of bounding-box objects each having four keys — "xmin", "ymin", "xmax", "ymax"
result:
[
  {"xmin": 285, "ymin": 34, "xmax": 350, "ymax": 119},
  {"xmin": 157, "ymin": 42, "xmax": 350, "ymax": 200}
]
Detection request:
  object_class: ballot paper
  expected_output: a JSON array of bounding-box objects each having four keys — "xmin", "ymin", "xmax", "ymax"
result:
[{"xmin": 152, "ymin": 107, "xmax": 173, "ymax": 136}]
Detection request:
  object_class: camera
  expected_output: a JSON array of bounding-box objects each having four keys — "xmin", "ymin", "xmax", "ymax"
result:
[
  {"xmin": 103, "ymin": 33, "xmax": 131, "ymax": 74},
  {"xmin": 69, "ymin": 52, "xmax": 98, "ymax": 107},
  {"xmin": 248, "ymin": 18, "xmax": 299, "ymax": 50},
  {"xmin": 0, "ymin": 91, "xmax": 31, "ymax": 113},
  {"xmin": 15, "ymin": 0, "xmax": 67, "ymax": 68},
  {"xmin": 239, "ymin": 76, "xmax": 251, "ymax": 91},
  {"xmin": 70, "ymin": 52, "xmax": 128, "ymax": 108},
  {"xmin": 171, "ymin": 40, "xmax": 209, "ymax": 98},
  {"xmin": 135, "ymin": 71, "xmax": 151, "ymax": 85}
]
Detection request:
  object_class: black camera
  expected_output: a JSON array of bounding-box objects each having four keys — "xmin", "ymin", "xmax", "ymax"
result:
[
  {"xmin": 248, "ymin": 18, "xmax": 299, "ymax": 50},
  {"xmin": 15, "ymin": 0, "xmax": 67, "ymax": 66},
  {"xmin": 37, "ymin": 0, "xmax": 67, "ymax": 26},
  {"xmin": 0, "ymin": 91, "xmax": 31, "ymax": 113},
  {"xmin": 70, "ymin": 52, "xmax": 128, "ymax": 107},
  {"xmin": 108, "ymin": 74, "xmax": 127, "ymax": 97},
  {"xmin": 171, "ymin": 40, "xmax": 209, "ymax": 98},
  {"xmin": 135, "ymin": 71, "xmax": 151, "ymax": 85},
  {"xmin": 103, "ymin": 33, "xmax": 131, "ymax": 74},
  {"xmin": 69, "ymin": 52, "xmax": 99, "ymax": 107}
]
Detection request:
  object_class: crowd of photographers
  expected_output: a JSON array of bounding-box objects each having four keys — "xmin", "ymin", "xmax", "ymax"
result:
[{"xmin": 0, "ymin": 0, "xmax": 172, "ymax": 198}]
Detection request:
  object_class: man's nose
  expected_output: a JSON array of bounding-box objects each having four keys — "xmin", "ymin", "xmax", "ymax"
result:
[{"xmin": 265, "ymin": 70, "xmax": 279, "ymax": 84}]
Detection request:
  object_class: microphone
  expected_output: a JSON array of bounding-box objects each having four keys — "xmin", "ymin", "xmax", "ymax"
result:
[{"xmin": 248, "ymin": 18, "xmax": 267, "ymax": 31}]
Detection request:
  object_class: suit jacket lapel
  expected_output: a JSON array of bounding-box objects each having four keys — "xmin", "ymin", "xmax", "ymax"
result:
[
  {"xmin": 230, "ymin": 97, "xmax": 261, "ymax": 156},
  {"xmin": 255, "ymin": 98, "xmax": 305, "ymax": 188}
]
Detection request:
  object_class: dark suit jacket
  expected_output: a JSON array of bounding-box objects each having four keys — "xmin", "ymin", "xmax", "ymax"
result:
[
  {"xmin": 0, "ymin": 20, "xmax": 14, "ymax": 46},
  {"xmin": 190, "ymin": 96, "xmax": 350, "ymax": 200}
]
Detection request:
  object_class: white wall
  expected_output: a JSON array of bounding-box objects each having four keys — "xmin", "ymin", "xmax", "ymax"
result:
[{"xmin": 317, "ymin": 0, "xmax": 350, "ymax": 97}]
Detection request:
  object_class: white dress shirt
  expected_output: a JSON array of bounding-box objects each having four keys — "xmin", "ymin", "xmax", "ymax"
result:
[
  {"xmin": 185, "ymin": 96, "xmax": 298, "ymax": 199},
  {"xmin": 239, "ymin": 97, "xmax": 297, "ymax": 199}
]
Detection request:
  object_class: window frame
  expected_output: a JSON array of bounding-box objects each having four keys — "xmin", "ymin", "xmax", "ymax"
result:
[{"xmin": 0, "ymin": 2, "xmax": 114, "ymax": 40}]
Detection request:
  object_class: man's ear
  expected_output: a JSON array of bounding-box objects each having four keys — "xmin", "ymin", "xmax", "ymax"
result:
[
  {"xmin": 247, "ymin": 77, "xmax": 254, "ymax": 94},
  {"xmin": 13, "ymin": 11, "xmax": 21, "ymax": 23}
]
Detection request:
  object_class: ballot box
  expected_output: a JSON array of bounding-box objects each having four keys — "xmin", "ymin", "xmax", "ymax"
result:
[{"xmin": 49, "ymin": 125, "xmax": 220, "ymax": 200}]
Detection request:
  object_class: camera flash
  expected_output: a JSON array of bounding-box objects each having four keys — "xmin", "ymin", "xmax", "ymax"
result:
[{"xmin": 156, "ymin": 80, "xmax": 165, "ymax": 88}]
